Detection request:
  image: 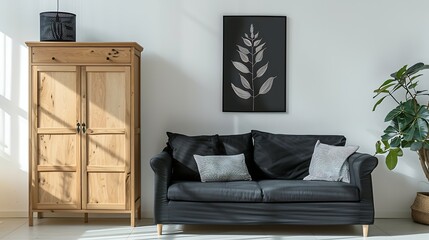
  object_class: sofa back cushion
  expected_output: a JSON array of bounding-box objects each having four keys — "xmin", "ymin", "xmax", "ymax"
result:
[
  {"xmin": 218, "ymin": 133, "xmax": 264, "ymax": 179},
  {"xmin": 167, "ymin": 132, "xmax": 220, "ymax": 181},
  {"xmin": 167, "ymin": 132, "xmax": 256, "ymax": 181},
  {"xmin": 251, "ymin": 130, "xmax": 346, "ymax": 180}
]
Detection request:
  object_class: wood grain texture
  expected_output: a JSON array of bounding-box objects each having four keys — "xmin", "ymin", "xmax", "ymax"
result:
[
  {"xmin": 38, "ymin": 135, "xmax": 76, "ymax": 166},
  {"xmin": 86, "ymin": 67, "xmax": 127, "ymax": 129},
  {"xmin": 87, "ymin": 173, "xmax": 126, "ymax": 209},
  {"xmin": 32, "ymin": 47, "xmax": 131, "ymax": 64},
  {"xmin": 36, "ymin": 172, "xmax": 79, "ymax": 209},
  {"xmin": 36, "ymin": 67, "xmax": 78, "ymax": 128},
  {"xmin": 26, "ymin": 42, "xmax": 143, "ymax": 52},
  {"xmin": 87, "ymin": 135, "xmax": 125, "ymax": 167}
]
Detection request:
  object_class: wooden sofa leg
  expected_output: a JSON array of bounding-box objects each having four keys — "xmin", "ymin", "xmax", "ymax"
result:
[
  {"xmin": 362, "ymin": 225, "xmax": 369, "ymax": 237},
  {"xmin": 157, "ymin": 224, "xmax": 163, "ymax": 236}
]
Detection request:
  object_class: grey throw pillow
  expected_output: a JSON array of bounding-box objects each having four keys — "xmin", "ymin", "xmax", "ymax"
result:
[
  {"xmin": 304, "ymin": 140, "xmax": 359, "ymax": 183},
  {"xmin": 193, "ymin": 154, "xmax": 252, "ymax": 182}
]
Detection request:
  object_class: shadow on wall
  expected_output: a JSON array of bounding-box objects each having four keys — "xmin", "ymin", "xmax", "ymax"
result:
[
  {"xmin": 140, "ymin": 52, "xmax": 242, "ymax": 217},
  {"xmin": 372, "ymin": 152, "xmax": 429, "ymax": 218}
]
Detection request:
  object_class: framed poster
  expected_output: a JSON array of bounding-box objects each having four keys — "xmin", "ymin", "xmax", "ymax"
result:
[{"xmin": 223, "ymin": 16, "xmax": 286, "ymax": 112}]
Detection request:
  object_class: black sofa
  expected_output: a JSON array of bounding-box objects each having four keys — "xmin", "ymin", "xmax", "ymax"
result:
[{"xmin": 150, "ymin": 130, "xmax": 378, "ymax": 237}]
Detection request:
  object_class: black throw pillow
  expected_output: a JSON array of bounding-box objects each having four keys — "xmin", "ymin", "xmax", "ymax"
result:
[
  {"xmin": 167, "ymin": 132, "xmax": 220, "ymax": 181},
  {"xmin": 251, "ymin": 130, "xmax": 346, "ymax": 180},
  {"xmin": 218, "ymin": 133, "xmax": 264, "ymax": 180}
]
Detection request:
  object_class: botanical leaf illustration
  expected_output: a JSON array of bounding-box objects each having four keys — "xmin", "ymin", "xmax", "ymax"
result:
[
  {"xmin": 231, "ymin": 83, "xmax": 251, "ymax": 99},
  {"xmin": 230, "ymin": 24, "xmax": 277, "ymax": 111},
  {"xmin": 256, "ymin": 43, "xmax": 265, "ymax": 53},
  {"xmin": 259, "ymin": 77, "xmax": 276, "ymax": 95},
  {"xmin": 256, "ymin": 62, "xmax": 269, "ymax": 78},
  {"xmin": 237, "ymin": 50, "xmax": 249, "ymax": 63},
  {"xmin": 255, "ymin": 48, "xmax": 265, "ymax": 63},
  {"xmin": 232, "ymin": 61, "xmax": 250, "ymax": 73},
  {"xmin": 240, "ymin": 74, "xmax": 251, "ymax": 89},
  {"xmin": 237, "ymin": 45, "xmax": 250, "ymax": 54},
  {"xmin": 242, "ymin": 37, "xmax": 251, "ymax": 47}
]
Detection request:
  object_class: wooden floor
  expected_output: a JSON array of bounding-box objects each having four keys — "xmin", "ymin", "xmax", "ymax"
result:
[{"xmin": 1, "ymin": 218, "xmax": 429, "ymax": 239}]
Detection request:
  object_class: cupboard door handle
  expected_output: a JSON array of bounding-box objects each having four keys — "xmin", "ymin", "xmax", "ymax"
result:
[
  {"xmin": 82, "ymin": 123, "xmax": 86, "ymax": 134},
  {"xmin": 76, "ymin": 123, "xmax": 80, "ymax": 133}
]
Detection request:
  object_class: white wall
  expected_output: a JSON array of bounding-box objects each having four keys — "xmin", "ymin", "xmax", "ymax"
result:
[{"xmin": 1, "ymin": 0, "xmax": 429, "ymax": 218}]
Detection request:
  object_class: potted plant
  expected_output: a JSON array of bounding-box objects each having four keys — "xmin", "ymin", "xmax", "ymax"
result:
[{"xmin": 373, "ymin": 62, "xmax": 429, "ymax": 224}]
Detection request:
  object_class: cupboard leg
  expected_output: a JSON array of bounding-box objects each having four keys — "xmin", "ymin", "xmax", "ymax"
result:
[
  {"xmin": 131, "ymin": 212, "xmax": 136, "ymax": 227},
  {"xmin": 84, "ymin": 213, "xmax": 88, "ymax": 223},
  {"xmin": 29, "ymin": 211, "xmax": 33, "ymax": 226},
  {"xmin": 138, "ymin": 205, "xmax": 142, "ymax": 220},
  {"xmin": 362, "ymin": 225, "xmax": 369, "ymax": 237}
]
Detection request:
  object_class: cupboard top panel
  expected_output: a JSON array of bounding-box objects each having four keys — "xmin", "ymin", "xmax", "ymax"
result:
[
  {"xmin": 31, "ymin": 47, "xmax": 132, "ymax": 64},
  {"xmin": 26, "ymin": 42, "xmax": 143, "ymax": 52}
]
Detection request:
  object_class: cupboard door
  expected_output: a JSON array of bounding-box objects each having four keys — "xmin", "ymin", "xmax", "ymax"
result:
[
  {"xmin": 31, "ymin": 66, "xmax": 81, "ymax": 210},
  {"xmin": 82, "ymin": 66, "xmax": 130, "ymax": 210}
]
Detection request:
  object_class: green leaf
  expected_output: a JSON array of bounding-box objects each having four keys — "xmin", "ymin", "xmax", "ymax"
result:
[
  {"xmin": 383, "ymin": 125, "xmax": 399, "ymax": 140},
  {"xmin": 382, "ymin": 133, "xmax": 397, "ymax": 141},
  {"xmin": 405, "ymin": 63, "xmax": 429, "ymax": 76},
  {"xmin": 382, "ymin": 140, "xmax": 391, "ymax": 149},
  {"xmin": 411, "ymin": 74, "xmax": 423, "ymax": 81},
  {"xmin": 373, "ymin": 89, "xmax": 390, "ymax": 99},
  {"xmin": 418, "ymin": 106, "xmax": 429, "ymax": 120},
  {"xmin": 403, "ymin": 124, "xmax": 416, "ymax": 141},
  {"xmin": 397, "ymin": 148, "xmax": 404, "ymax": 157},
  {"xmin": 397, "ymin": 116, "xmax": 414, "ymax": 132},
  {"xmin": 401, "ymin": 140, "xmax": 413, "ymax": 148},
  {"xmin": 423, "ymin": 141, "xmax": 429, "ymax": 150},
  {"xmin": 377, "ymin": 78, "xmax": 395, "ymax": 88},
  {"xmin": 373, "ymin": 83, "xmax": 398, "ymax": 99},
  {"xmin": 373, "ymin": 96, "xmax": 387, "ymax": 111},
  {"xmin": 374, "ymin": 83, "xmax": 395, "ymax": 93},
  {"xmin": 385, "ymin": 106, "xmax": 402, "ymax": 122},
  {"xmin": 391, "ymin": 137, "xmax": 401, "ymax": 147},
  {"xmin": 375, "ymin": 141, "xmax": 387, "ymax": 154},
  {"xmin": 411, "ymin": 141, "xmax": 423, "ymax": 151},
  {"xmin": 386, "ymin": 149, "xmax": 399, "ymax": 170},
  {"xmin": 395, "ymin": 65, "xmax": 408, "ymax": 79},
  {"xmin": 403, "ymin": 100, "xmax": 417, "ymax": 116},
  {"xmin": 414, "ymin": 118, "xmax": 429, "ymax": 141},
  {"xmin": 408, "ymin": 82, "xmax": 418, "ymax": 89},
  {"xmin": 384, "ymin": 125, "xmax": 398, "ymax": 134}
]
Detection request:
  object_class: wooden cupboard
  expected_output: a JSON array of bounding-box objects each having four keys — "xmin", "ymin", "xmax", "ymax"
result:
[{"xmin": 26, "ymin": 42, "xmax": 143, "ymax": 226}]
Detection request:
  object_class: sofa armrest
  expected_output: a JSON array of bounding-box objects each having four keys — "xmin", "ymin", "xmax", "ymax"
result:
[
  {"xmin": 150, "ymin": 151, "xmax": 173, "ymax": 176},
  {"xmin": 150, "ymin": 150, "xmax": 173, "ymax": 222},
  {"xmin": 348, "ymin": 152, "xmax": 378, "ymax": 199}
]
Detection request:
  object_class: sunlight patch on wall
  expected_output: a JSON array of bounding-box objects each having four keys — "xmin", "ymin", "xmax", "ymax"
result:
[
  {"xmin": 0, "ymin": 110, "xmax": 11, "ymax": 157},
  {"xmin": 18, "ymin": 115, "xmax": 27, "ymax": 171},
  {"xmin": 0, "ymin": 32, "xmax": 12, "ymax": 159},
  {"xmin": 0, "ymin": 31, "xmax": 29, "ymax": 172},
  {"xmin": 19, "ymin": 44, "xmax": 28, "ymax": 111},
  {"xmin": 0, "ymin": 32, "xmax": 12, "ymax": 100}
]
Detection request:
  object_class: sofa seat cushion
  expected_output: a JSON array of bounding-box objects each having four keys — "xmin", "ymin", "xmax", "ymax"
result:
[
  {"xmin": 168, "ymin": 181, "xmax": 263, "ymax": 202},
  {"xmin": 258, "ymin": 180, "xmax": 359, "ymax": 202}
]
